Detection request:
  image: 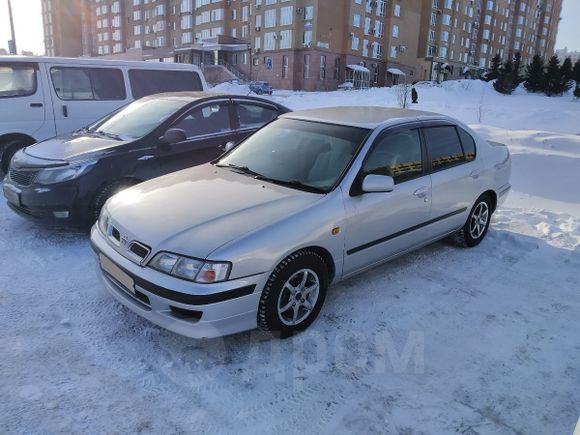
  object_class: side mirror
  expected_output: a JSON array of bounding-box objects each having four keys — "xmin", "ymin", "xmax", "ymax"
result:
[
  {"xmin": 361, "ymin": 174, "xmax": 395, "ymax": 193},
  {"xmin": 159, "ymin": 128, "xmax": 186, "ymax": 146},
  {"xmin": 224, "ymin": 141, "xmax": 236, "ymax": 153}
]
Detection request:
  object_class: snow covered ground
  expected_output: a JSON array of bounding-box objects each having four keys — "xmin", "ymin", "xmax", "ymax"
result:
[{"xmin": 1, "ymin": 81, "xmax": 579, "ymax": 434}]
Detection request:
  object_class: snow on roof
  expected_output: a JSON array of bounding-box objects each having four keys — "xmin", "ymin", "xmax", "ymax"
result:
[
  {"xmin": 346, "ymin": 64, "xmax": 370, "ymax": 73},
  {"xmin": 462, "ymin": 66, "xmax": 470, "ymax": 74},
  {"xmin": 387, "ymin": 68, "xmax": 406, "ymax": 76}
]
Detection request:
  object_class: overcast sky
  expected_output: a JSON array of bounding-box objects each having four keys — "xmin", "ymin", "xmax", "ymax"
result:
[{"xmin": 0, "ymin": 0, "xmax": 579, "ymax": 55}]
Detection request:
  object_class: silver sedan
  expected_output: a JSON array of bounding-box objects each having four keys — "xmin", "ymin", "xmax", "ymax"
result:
[{"xmin": 90, "ymin": 107, "xmax": 511, "ymax": 338}]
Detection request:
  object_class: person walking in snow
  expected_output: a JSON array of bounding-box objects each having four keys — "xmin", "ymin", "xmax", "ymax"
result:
[{"xmin": 412, "ymin": 86, "xmax": 418, "ymax": 104}]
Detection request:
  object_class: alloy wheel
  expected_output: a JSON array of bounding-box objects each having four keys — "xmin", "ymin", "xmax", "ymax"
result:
[{"xmin": 277, "ymin": 268, "xmax": 320, "ymax": 326}]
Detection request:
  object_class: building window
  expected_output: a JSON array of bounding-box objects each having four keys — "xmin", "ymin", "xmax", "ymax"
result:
[
  {"xmin": 282, "ymin": 55, "xmax": 289, "ymax": 79},
  {"xmin": 303, "ymin": 30, "xmax": 312, "ymax": 47},
  {"xmin": 392, "ymin": 24, "xmax": 399, "ymax": 38},
  {"xmin": 264, "ymin": 9, "xmax": 276, "ymax": 28},
  {"xmin": 279, "ymin": 30, "xmax": 292, "ymax": 49},
  {"xmin": 304, "ymin": 6, "xmax": 314, "ymax": 20},
  {"xmin": 393, "ymin": 4, "xmax": 401, "ymax": 17},
  {"xmin": 280, "ymin": 6, "xmax": 293, "ymax": 26},
  {"xmin": 303, "ymin": 54, "xmax": 310, "ymax": 79},
  {"xmin": 351, "ymin": 36, "xmax": 359, "ymax": 51},
  {"xmin": 333, "ymin": 57, "xmax": 341, "ymax": 80},
  {"xmin": 319, "ymin": 55, "xmax": 326, "ymax": 80},
  {"xmin": 353, "ymin": 14, "xmax": 361, "ymax": 28},
  {"xmin": 390, "ymin": 45, "xmax": 397, "ymax": 58}
]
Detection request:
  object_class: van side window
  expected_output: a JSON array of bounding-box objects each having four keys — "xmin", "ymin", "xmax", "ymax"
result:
[
  {"xmin": 0, "ymin": 62, "xmax": 38, "ymax": 98},
  {"xmin": 457, "ymin": 126, "xmax": 477, "ymax": 161},
  {"xmin": 362, "ymin": 129, "xmax": 424, "ymax": 183},
  {"xmin": 423, "ymin": 126, "xmax": 466, "ymax": 170},
  {"xmin": 128, "ymin": 70, "xmax": 203, "ymax": 99},
  {"xmin": 50, "ymin": 67, "xmax": 126, "ymax": 100}
]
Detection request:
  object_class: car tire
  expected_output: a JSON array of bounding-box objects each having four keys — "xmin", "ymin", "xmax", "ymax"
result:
[
  {"xmin": 92, "ymin": 180, "xmax": 138, "ymax": 223},
  {"xmin": 453, "ymin": 194, "xmax": 492, "ymax": 248},
  {"xmin": 1, "ymin": 140, "xmax": 27, "ymax": 175},
  {"xmin": 258, "ymin": 249, "xmax": 329, "ymax": 338}
]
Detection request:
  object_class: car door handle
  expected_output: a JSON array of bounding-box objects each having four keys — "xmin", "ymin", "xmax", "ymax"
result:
[
  {"xmin": 413, "ymin": 187, "xmax": 429, "ymax": 199},
  {"xmin": 470, "ymin": 170, "xmax": 481, "ymax": 179},
  {"xmin": 62, "ymin": 105, "xmax": 68, "ymax": 117},
  {"xmin": 137, "ymin": 155, "xmax": 155, "ymax": 161},
  {"xmin": 30, "ymin": 103, "xmax": 43, "ymax": 108}
]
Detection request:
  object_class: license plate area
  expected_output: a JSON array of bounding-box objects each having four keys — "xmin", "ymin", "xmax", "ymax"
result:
[
  {"xmin": 3, "ymin": 184, "xmax": 21, "ymax": 207},
  {"xmin": 100, "ymin": 254, "xmax": 135, "ymax": 294}
]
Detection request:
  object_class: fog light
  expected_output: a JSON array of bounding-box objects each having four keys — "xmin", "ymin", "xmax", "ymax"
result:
[{"xmin": 53, "ymin": 211, "xmax": 70, "ymax": 218}]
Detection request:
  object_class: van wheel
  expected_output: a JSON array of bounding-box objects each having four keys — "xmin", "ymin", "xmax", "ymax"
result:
[
  {"xmin": 1, "ymin": 140, "xmax": 26, "ymax": 174},
  {"xmin": 453, "ymin": 194, "xmax": 492, "ymax": 248},
  {"xmin": 258, "ymin": 249, "xmax": 329, "ymax": 338},
  {"xmin": 92, "ymin": 180, "xmax": 138, "ymax": 223}
]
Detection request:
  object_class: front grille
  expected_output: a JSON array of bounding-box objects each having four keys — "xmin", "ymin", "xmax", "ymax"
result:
[
  {"xmin": 129, "ymin": 242, "xmax": 151, "ymax": 260},
  {"xmin": 9, "ymin": 168, "xmax": 39, "ymax": 186}
]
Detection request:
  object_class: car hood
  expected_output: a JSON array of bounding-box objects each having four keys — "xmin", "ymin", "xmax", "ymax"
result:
[
  {"xmin": 105, "ymin": 164, "xmax": 322, "ymax": 260},
  {"xmin": 23, "ymin": 133, "xmax": 130, "ymax": 163}
]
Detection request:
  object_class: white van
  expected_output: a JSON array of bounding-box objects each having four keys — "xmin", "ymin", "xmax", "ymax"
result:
[{"xmin": 0, "ymin": 56, "xmax": 207, "ymax": 172}]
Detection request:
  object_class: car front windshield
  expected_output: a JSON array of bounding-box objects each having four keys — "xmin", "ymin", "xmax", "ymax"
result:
[
  {"xmin": 88, "ymin": 98, "xmax": 188, "ymax": 139},
  {"xmin": 217, "ymin": 118, "xmax": 369, "ymax": 193}
]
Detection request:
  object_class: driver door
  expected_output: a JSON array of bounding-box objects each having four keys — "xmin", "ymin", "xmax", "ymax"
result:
[
  {"xmin": 342, "ymin": 125, "xmax": 432, "ymax": 277},
  {"xmin": 151, "ymin": 99, "xmax": 236, "ymax": 177}
]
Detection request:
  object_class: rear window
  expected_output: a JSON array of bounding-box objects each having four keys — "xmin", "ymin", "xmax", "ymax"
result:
[
  {"xmin": 128, "ymin": 69, "xmax": 203, "ymax": 99},
  {"xmin": 50, "ymin": 67, "xmax": 126, "ymax": 100},
  {"xmin": 423, "ymin": 126, "xmax": 465, "ymax": 170},
  {"xmin": 236, "ymin": 103, "xmax": 279, "ymax": 129},
  {"xmin": 457, "ymin": 126, "xmax": 477, "ymax": 161},
  {"xmin": 0, "ymin": 62, "xmax": 37, "ymax": 98}
]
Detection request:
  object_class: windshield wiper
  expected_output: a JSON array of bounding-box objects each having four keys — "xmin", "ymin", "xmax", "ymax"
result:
[
  {"xmin": 266, "ymin": 179, "xmax": 326, "ymax": 194},
  {"xmin": 215, "ymin": 164, "xmax": 325, "ymax": 193},
  {"xmin": 95, "ymin": 130, "xmax": 124, "ymax": 141},
  {"xmin": 215, "ymin": 163, "xmax": 264, "ymax": 178}
]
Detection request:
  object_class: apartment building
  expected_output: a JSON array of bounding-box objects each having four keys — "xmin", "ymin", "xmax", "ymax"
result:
[
  {"xmin": 41, "ymin": 0, "xmax": 85, "ymax": 57},
  {"xmin": 58, "ymin": 0, "xmax": 563, "ymax": 90}
]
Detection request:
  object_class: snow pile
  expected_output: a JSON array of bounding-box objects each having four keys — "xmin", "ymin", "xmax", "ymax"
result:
[{"xmin": 1, "ymin": 81, "xmax": 579, "ymax": 434}]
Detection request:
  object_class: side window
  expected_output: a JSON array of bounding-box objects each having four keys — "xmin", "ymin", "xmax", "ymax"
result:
[
  {"xmin": 423, "ymin": 126, "xmax": 465, "ymax": 170},
  {"xmin": 362, "ymin": 129, "xmax": 423, "ymax": 183},
  {"xmin": 128, "ymin": 69, "xmax": 203, "ymax": 99},
  {"xmin": 457, "ymin": 126, "xmax": 476, "ymax": 161},
  {"xmin": 50, "ymin": 67, "xmax": 125, "ymax": 100},
  {"xmin": 172, "ymin": 103, "xmax": 231, "ymax": 138},
  {"xmin": 236, "ymin": 103, "xmax": 279, "ymax": 129},
  {"xmin": 0, "ymin": 62, "xmax": 38, "ymax": 98}
]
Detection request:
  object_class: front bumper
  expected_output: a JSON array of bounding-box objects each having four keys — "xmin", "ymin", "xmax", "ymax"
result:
[
  {"xmin": 90, "ymin": 225, "xmax": 268, "ymax": 339},
  {"xmin": 2, "ymin": 178, "xmax": 89, "ymax": 227}
]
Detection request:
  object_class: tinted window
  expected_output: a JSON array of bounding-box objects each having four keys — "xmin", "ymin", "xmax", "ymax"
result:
[
  {"xmin": 363, "ymin": 129, "xmax": 423, "ymax": 183},
  {"xmin": 423, "ymin": 126, "xmax": 465, "ymax": 170},
  {"xmin": 218, "ymin": 118, "xmax": 368, "ymax": 192},
  {"xmin": 129, "ymin": 69, "xmax": 202, "ymax": 99},
  {"xmin": 457, "ymin": 126, "xmax": 476, "ymax": 161},
  {"xmin": 236, "ymin": 103, "xmax": 278, "ymax": 129},
  {"xmin": 172, "ymin": 103, "xmax": 231, "ymax": 137},
  {"xmin": 0, "ymin": 62, "xmax": 37, "ymax": 98},
  {"xmin": 50, "ymin": 67, "xmax": 126, "ymax": 100}
]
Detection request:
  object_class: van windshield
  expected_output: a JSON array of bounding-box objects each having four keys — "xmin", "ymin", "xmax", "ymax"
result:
[
  {"xmin": 0, "ymin": 63, "xmax": 37, "ymax": 98},
  {"xmin": 87, "ymin": 98, "xmax": 188, "ymax": 140}
]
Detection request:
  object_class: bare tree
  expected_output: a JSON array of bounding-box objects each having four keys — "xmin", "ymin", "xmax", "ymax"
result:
[
  {"xmin": 397, "ymin": 83, "xmax": 411, "ymax": 109},
  {"xmin": 477, "ymin": 85, "xmax": 486, "ymax": 123}
]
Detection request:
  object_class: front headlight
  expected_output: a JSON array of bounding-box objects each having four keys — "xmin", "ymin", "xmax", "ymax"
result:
[
  {"xmin": 149, "ymin": 252, "xmax": 231, "ymax": 284},
  {"xmin": 97, "ymin": 209, "xmax": 110, "ymax": 235},
  {"xmin": 35, "ymin": 159, "xmax": 97, "ymax": 185}
]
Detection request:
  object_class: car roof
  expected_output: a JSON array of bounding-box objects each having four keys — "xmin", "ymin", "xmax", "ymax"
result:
[
  {"xmin": 139, "ymin": 91, "xmax": 287, "ymax": 108},
  {"xmin": 281, "ymin": 106, "xmax": 446, "ymax": 129},
  {"xmin": 0, "ymin": 55, "xmax": 202, "ymax": 71}
]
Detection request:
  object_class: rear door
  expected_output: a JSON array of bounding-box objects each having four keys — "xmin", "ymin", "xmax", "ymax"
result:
[
  {"xmin": 47, "ymin": 64, "xmax": 129, "ymax": 135},
  {"xmin": 230, "ymin": 99, "xmax": 283, "ymax": 144},
  {"xmin": 0, "ymin": 61, "xmax": 50, "ymax": 139},
  {"xmin": 421, "ymin": 121, "xmax": 483, "ymax": 236},
  {"xmin": 149, "ymin": 99, "xmax": 236, "ymax": 177}
]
